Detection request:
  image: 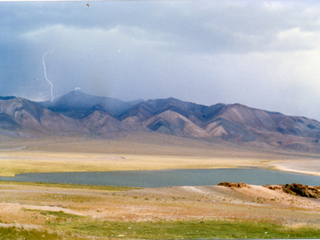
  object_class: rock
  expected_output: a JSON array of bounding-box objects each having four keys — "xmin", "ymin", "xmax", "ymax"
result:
[
  {"xmin": 218, "ymin": 182, "xmax": 247, "ymax": 188},
  {"xmin": 263, "ymin": 185, "xmax": 282, "ymax": 190}
]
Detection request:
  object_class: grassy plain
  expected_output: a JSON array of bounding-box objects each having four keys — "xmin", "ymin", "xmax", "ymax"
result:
[{"xmin": 0, "ymin": 133, "xmax": 320, "ymax": 239}]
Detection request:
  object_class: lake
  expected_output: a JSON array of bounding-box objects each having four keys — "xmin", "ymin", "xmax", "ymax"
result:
[{"xmin": 0, "ymin": 168, "xmax": 320, "ymax": 187}]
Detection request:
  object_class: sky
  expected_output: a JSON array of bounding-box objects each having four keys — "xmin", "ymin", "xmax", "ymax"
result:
[{"xmin": 2, "ymin": 1, "xmax": 320, "ymax": 120}]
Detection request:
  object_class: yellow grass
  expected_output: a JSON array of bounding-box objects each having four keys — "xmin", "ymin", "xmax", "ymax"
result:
[{"xmin": 0, "ymin": 151, "xmax": 272, "ymax": 177}]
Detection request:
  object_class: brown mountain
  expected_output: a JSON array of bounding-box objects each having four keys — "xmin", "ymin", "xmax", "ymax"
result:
[{"xmin": 1, "ymin": 91, "xmax": 320, "ymax": 152}]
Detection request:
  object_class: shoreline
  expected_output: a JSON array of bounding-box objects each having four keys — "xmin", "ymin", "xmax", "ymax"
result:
[{"xmin": 271, "ymin": 161, "xmax": 320, "ymax": 178}]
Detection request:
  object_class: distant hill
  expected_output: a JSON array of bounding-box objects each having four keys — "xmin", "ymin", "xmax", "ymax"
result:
[{"xmin": 1, "ymin": 91, "xmax": 320, "ymax": 152}]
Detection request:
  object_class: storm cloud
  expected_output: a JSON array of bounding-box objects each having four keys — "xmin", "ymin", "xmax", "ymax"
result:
[{"xmin": 2, "ymin": 1, "xmax": 320, "ymax": 120}]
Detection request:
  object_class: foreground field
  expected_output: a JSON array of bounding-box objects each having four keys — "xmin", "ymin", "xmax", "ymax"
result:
[
  {"xmin": 0, "ymin": 181, "xmax": 320, "ymax": 239},
  {"xmin": 2, "ymin": 218, "xmax": 320, "ymax": 240}
]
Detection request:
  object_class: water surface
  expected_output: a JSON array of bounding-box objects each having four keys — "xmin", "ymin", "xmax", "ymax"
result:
[{"xmin": 1, "ymin": 168, "xmax": 320, "ymax": 188}]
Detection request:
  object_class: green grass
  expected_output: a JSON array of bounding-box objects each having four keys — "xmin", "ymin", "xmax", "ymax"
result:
[
  {"xmin": 0, "ymin": 180, "xmax": 140, "ymax": 191},
  {"xmin": 0, "ymin": 226, "xmax": 62, "ymax": 240},
  {"xmin": 37, "ymin": 210, "xmax": 320, "ymax": 239},
  {"xmin": 61, "ymin": 221, "xmax": 320, "ymax": 239},
  {"xmin": 2, "ymin": 212, "xmax": 320, "ymax": 239}
]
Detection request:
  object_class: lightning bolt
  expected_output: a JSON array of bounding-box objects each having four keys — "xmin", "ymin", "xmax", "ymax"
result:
[{"xmin": 42, "ymin": 48, "xmax": 55, "ymax": 102}]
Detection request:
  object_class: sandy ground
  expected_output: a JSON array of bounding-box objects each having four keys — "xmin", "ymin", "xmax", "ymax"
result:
[{"xmin": 0, "ymin": 182, "xmax": 320, "ymax": 231}]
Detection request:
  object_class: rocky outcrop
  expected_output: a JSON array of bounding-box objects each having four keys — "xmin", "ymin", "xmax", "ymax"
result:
[
  {"xmin": 218, "ymin": 182, "xmax": 248, "ymax": 188},
  {"xmin": 264, "ymin": 183, "xmax": 320, "ymax": 198},
  {"xmin": 282, "ymin": 183, "xmax": 320, "ymax": 198}
]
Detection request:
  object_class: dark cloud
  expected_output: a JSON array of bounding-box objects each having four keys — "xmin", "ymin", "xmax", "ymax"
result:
[{"xmin": 1, "ymin": 1, "xmax": 320, "ymax": 120}]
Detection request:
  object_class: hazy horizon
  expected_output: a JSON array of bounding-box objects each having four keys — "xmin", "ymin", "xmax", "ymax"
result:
[{"xmin": 2, "ymin": 1, "xmax": 320, "ymax": 120}]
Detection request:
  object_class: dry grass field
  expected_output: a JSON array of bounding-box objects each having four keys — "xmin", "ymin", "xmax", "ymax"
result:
[{"xmin": 1, "ymin": 133, "xmax": 320, "ymax": 239}]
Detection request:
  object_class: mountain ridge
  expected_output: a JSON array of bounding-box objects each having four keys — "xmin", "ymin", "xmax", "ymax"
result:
[{"xmin": 1, "ymin": 91, "xmax": 320, "ymax": 153}]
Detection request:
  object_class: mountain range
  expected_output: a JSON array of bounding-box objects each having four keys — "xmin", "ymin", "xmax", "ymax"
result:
[{"xmin": 1, "ymin": 90, "xmax": 320, "ymax": 152}]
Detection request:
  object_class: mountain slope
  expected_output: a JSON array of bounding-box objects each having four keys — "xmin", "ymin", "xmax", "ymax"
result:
[
  {"xmin": 0, "ymin": 97, "xmax": 89, "ymax": 136},
  {"xmin": 145, "ymin": 110, "xmax": 209, "ymax": 138},
  {"xmin": 79, "ymin": 110, "xmax": 124, "ymax": 136},
  {"xmin": 0, "ymin": 113, "xmax": 22, "ymax": 131}
]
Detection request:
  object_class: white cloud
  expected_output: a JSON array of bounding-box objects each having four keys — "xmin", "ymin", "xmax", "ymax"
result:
[{"xmin": 276, "ymin": 27, "xmax": 320, "ymax": 50}]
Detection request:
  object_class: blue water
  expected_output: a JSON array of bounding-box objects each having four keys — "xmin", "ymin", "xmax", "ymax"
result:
[{"xmin": 0, "ymin": 168, "xmax": 320, "ymax": 187}]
